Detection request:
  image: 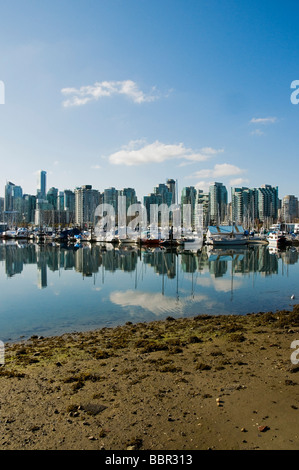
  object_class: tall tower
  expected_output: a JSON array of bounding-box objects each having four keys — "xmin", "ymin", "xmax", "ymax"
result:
[
  {"xmin": 4, "ymin": 181, "xmax": 15, "ymax": 212},
  {"xmin": 166, "ymin": 179, "xmax": 176, "ymax": 204},
  {"xmin": 37, "ymin": 170, "xmax": 47, "ymax": 200}
]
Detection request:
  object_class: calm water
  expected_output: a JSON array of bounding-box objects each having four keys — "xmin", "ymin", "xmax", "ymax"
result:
[{"xmin": 0, "ymin": 240, "xmax": 298, "ymax": 342}]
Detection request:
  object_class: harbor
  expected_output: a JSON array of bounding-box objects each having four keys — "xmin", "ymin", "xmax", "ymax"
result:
[
  {"xmin": 1, "ymin": 0, "xmax": 299, "ymax": 453},
  {"xmin": 1, "ymin": 222, "xmax": 298, "ymax": 248}
]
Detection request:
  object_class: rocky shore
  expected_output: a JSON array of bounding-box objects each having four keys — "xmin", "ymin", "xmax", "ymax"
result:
[{"xmin": 1, "ymin": 306, "xmax": 299, "ymax": 450}]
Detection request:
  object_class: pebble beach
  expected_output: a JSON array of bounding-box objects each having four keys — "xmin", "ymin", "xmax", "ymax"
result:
[{"xmin": 1, "ymin": 305, "xmax": 299, "ymax": 450}]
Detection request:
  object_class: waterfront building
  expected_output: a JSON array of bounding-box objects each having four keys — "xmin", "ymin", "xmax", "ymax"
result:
[
  {"xmin": 282, "ymin": 195, "xmax": 298, "ymax": 222},
  {"xmin": 103, "ymin": 187, "xmax": 118, "ymax": 213},
  {"xmin": 12, "ymin": 185, "xmax": 23, "ymax": 223},
  {"xmin": 4, "ymin": 181, "xmax": 15, "ymax": 212},
  {"xmin": 39, "ymin": 209, "xmax": 68, "ymax": 227},
  {"xmin": 144, "ymin": 180, "xmax": 174, "ymax": 224},
  {"xmin": 181, "ymin": 186, "xmax": 196, "ymax": 229},
  {"xmin": 231, "ymin": 187, "xmax": 258, "ymax": 227},
  {"xmin": 23, "ymin": 194, "xmax": 36, "ymax": 224},
  {"xmin": 0, "ymin": 197, "xmax": 4, "ymax": 221},
  {"xmin": 57, "ymin": 191, "xmax": 64, "ymax": 211},
  {"xmin": 75, "ymin": 185, "xmax": 100, "ymax": 227},
  {"xmin": 64, "ymin": 190, "xmax": 75, "ymax": 224},
  {"xmin": 257, "ymin": 184, "xmax": 279, "ymax": 224},
  {"xmin": 195, "ymin": 190, "xmax": 209, "ymax": 229},
  {"xmin": 154, "ymin": 183, "xmax": 173, "ymax": 206},
  {"xmin": 209, "ymin": 182, "xmax": 228, "ymax": 224},
  {"xmin": 119, "ymin": 188, "xmax": 138, "ymax": 211},
  {"xmin": 47, "ymin": 187, "xmax": 58, "ymax": 210},
  {"xmin": 166, "ymin": 179, "xmax": 177, "ymax": 204},
  {"xmin": 4, "ymin": 182, "xmax": 24, "ymax": 225},
  {"xmin": 144, "ymin": 192, "xmax": 162, "ymax": 223},
  {"xmin": 64, "ymin": 190, "xmax": 75, "ymax": 212}
]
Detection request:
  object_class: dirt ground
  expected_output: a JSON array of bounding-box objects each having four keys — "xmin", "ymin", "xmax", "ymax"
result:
[{"xmin": 1, "ymin": 306, "xmax": 299, "ymax": 450}]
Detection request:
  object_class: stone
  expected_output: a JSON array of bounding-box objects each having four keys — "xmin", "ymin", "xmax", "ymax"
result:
[{"xmin": 258, "ymin": 425, "xmax": 269, "ymax": 432}]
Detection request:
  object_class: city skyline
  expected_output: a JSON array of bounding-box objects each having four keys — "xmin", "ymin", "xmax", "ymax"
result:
[
  {"xmin": 1, "ymin": 170, "xmax": 297, "ymax": 203},
  {"xmin": 0, "ymin": 1, "xmax": 299, "ymax": 201},
  {"xmin": 1, "ymin": 170, "xmax": 297, "ymax": 229}
]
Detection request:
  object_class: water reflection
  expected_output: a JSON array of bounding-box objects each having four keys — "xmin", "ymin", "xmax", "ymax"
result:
[
  {"xmin": 0, "ymin": 240, "xmax": 298, "ymax": 286},
  {"xmin": 0, "ymin": 240, "xmax": 298, "ymax": 341}
]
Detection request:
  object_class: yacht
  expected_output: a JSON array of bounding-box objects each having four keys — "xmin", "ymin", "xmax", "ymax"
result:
[
  {"xmin": 206, "ymin": 225, "xmax": 247, "ymax": 246},
  {"xmin": 267, "ymin": 231, "xmax": 286, "ymax": 247}
]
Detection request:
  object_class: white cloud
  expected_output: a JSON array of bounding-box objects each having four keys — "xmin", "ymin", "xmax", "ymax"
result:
[
  {"xmin": 194, "ymin": 181, "xmax": 212, "ymax": 193},
  {"xmin": 196, "ymin": 276, "xmax": 243, "ymax": 293},
  {"xmin": 110, "ymin": 290, "xmax": 209, "ymax": 316},
  {"xmin": 200, "ymin": 147, "xmax": 224, "ymax": 155},
  {"xmin": 229, "ymin": 177, "xmax": 249, "ymax": 186},
  {"xmin": 250, "ymin": 117, "xmax": 277, "ymax": 124},
  {"xmin": 91, "ymin": 164, "xmax": 101, "ymax": 170},
  {"xmin": 192, "ymin": 163, "xmax": 245, "ymax": 179},
  {"xmin": 108, "ymin": 140, "xmax": 224, "ymax": 166},
  {"xmin": 250, "ymin": 129, "xmax": 264, "ymax": 136},
  {"xmin": 61, "ymin": 80, "xmax": 161, "ymax": 107},
  {"xmin": 110, "ymin": 290, "xmax": 180, "ymax": 315}
]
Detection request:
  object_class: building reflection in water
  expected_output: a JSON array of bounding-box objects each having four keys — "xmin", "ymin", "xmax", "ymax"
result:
[{"xmin": 0, "ymin": 241, "xmax": 298, "ymax": 289}]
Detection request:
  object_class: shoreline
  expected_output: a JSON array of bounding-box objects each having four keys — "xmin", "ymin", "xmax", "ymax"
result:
[{"xmin": 1, "ymin": 306, "xmax": 299, "ymax": 450}]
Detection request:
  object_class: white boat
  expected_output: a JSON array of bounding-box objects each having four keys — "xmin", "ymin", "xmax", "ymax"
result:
[
  {"xmin": 247, "ymin": 232, "xmax": 268, "ymax": 245},
  {"xmin": 95, "ymin": 231, "xmax": 119, "ymax": 243},
  {"xmin": 2, "ymin": 230, "xmax": 17, "ymax": 239},
  {"xmin": 206, "ymin": 225, "xmax": 247, "ymax": 246},
  {"xmin": 181, "ymin": 232, "xmax": 203, "ymax": 251},
  {"xmin": 15, "ymin": 228, "xmax": 29, "ymax": 239},
  {"xmin": 267, "ymin": 231, "xmax": 286, "ymax": 247},
  {"xmin": 81, "ymin": 230, "xmax": 93, "ymax": 241}
]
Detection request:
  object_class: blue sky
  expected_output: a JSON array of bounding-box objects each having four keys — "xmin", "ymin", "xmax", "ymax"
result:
[{"xmin": 0, "ymin": 0, "xmax": 298, "ymax": 202}]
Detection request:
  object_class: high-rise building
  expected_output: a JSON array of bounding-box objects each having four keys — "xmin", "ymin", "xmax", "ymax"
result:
[
  {"xmin": 23, "ymin": 195, "xmax": 36, "ymax": 224},
  {"xmin": 144, "ymin": 192, "xmax": 162, "ymax": 222},
  {"xmin": 57, "ymin": 191, "xmax": 64, "ymax": 211},
  {"xmin": 103, "ymin": 187, "xmax": 118, "ymax": 213},
  {"xmin": 75, "ymin": 185, "xmax": 100, "ymax": 226},
  {"xmin": 181, "ymin": 186, "xmax": 197, "ymax": 228},
  {"xmin": 154, "ymin": 183, "xmax": 173, "ymax": 206},
  {"xmin": 257, "ymin": 184, "xmax": 279, "ymax": 222},
  {"xmin": 119, "ymin": 188, "xmax": 138, "ymax": 209},
  {"xmin": 166, "ymin": 179, "xmax": 176, "ymax": 204},
  {"xmin": 64, "ymin": 189, "xmax": 75, "ymax": 223},
  {"xmin": 231, "ymin": 187, "xmax": 258, "ymax": 226},
  {"xmin": 4, "ymin": 181, "xmax": 24, "ymax": 225},
  {"xmin": 144, "ymin": 181, "xmax": 174, "ymax": 223},
  {"xmin": 195, "ymin": 190, "xmax": 210, "ymax": 229},
  {"xmin": 64, "ymin": 190, "xmax": 75, "ymax": 212},
  {"xmin": 12, "ymin": 186, "xmax": 23, "ymax": 222},
  {"xmin": 282, "ymin": 195, "xmax": 298, "ymax": 222},
  {"xmin": 47, "ymin": 187, "xmax": 58, "ymax": 210},
  {"xmin": 0, "ymin": 197, "xmax": 4, "ymax": 221},
  {"xmin": 209, "ymin": 182, "xmax": 228, "ymax": 224},
  {"xmin": 4, "ymin": 181, "xmax": 15, "ymax": 212},
  {"xmin": 37, "ymin": 170, "xmax": 47, "ymax": 200}
]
